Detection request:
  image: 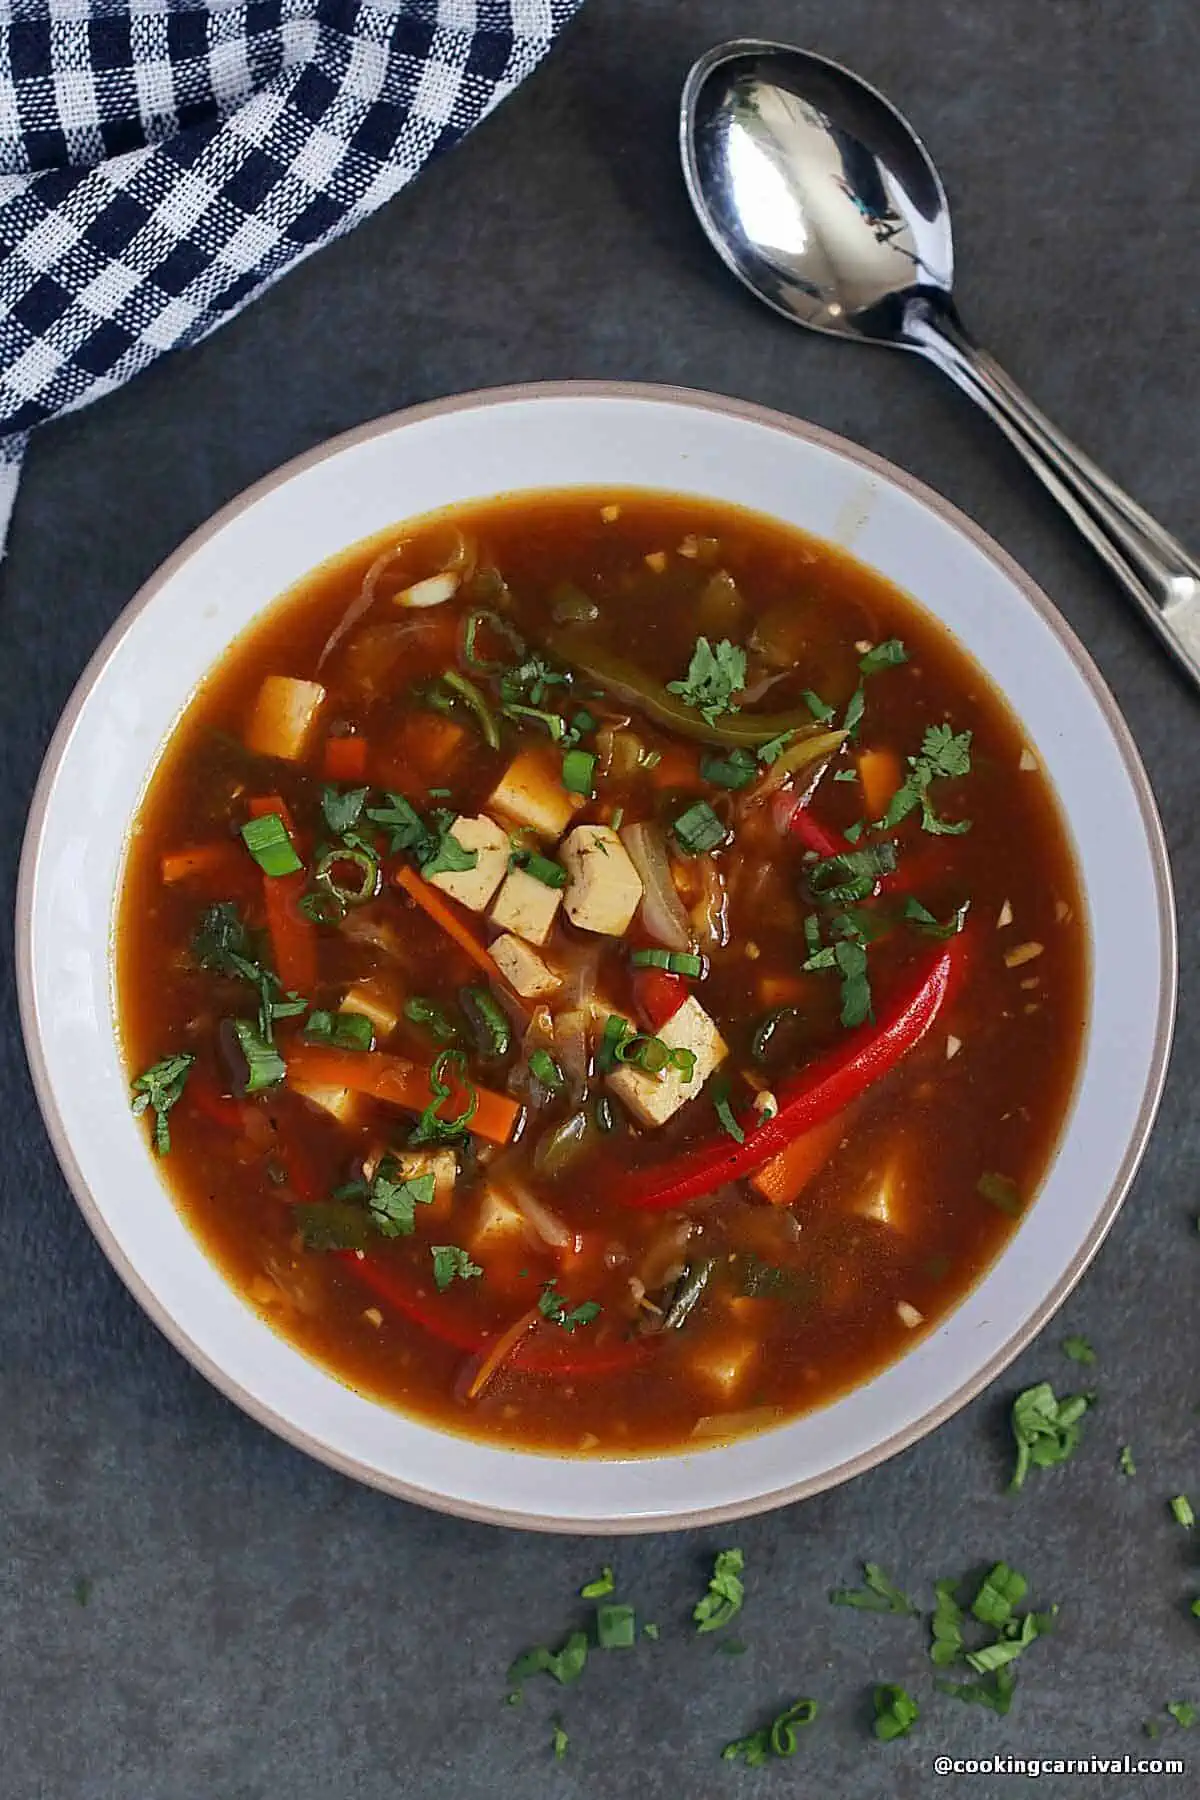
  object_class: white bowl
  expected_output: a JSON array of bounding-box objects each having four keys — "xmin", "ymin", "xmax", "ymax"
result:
[{"xmin": 17, "ymin": 383, "xmax": 1175, "ymax": 1532}]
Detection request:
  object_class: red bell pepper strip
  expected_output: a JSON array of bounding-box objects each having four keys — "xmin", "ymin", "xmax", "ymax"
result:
[
  {"xmin": 339, "ymin": 1253, "xmax": 650, "ymax": 1377},
  {"xmin": 619, "ymin": 936, "xmax": 967, "ymax": 1211},
  {"xmin": 633, "ymin": 967, "xmax": 688, "ymax": 1033},
  {"xmin": 786, "ymin": 798, "xmax": 850, "ymax": 859}
]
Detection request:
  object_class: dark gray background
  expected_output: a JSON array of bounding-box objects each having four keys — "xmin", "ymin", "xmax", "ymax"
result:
[{"xmin": 3, "ymin": 3, "xmax": 1197, "ymax": 1796}]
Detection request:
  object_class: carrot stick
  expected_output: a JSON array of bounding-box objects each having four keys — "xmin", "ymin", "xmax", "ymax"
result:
[
  {"xmin": 393, "ymin": 864, "xmax": 499, "ymax": 978},
  {"xmin": 650, "ymin": 744, "xmax": 702, "ymax": 789},
  {"xmin": 463, "ymin": 1306, "xmax": 541, "ymax": 1400},
  {"xmin": 751, "ymin": 1113, "xmax": 848, "ymax": 1206},
  {"xmin": 857, "ymin": 748, "xmax": 903, "ymax": 821},
  {"xmin": 756, "ymin": 973, "xmax": 808, "ymax": 1007},
  {"xmin": 247, "ymin": 797, "xmax": 318, "ymax": 993},
  {"xmin": 160, "ymin": 842, "xmax": 245, "ymax": 885},
  {"xmin": 323, "ymin": 736, "xmax": 368, "ymax": 781},
  {"xmin": 283, "ymin": 1044, "xmax": 520, "ymax": 1146}
]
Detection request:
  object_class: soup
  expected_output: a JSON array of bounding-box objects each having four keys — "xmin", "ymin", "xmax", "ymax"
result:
[{"xmin": 118, "ymin": 490, "xmax": 1087, "ymax": 1454}]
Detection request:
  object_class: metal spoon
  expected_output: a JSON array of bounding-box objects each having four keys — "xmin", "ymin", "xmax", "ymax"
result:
[{"xmin": 680, "ymin": 39, "xmax": 1200, "ymax": 691}]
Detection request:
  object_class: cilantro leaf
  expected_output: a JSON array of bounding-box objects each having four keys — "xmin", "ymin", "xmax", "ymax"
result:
[
  {"xmin": 321, "ymin": 784, "xmax": 369, "ymax": 837},
  {"xmin": 1167, "ymin": 1702, "xmax": 1197, "ymax": 1729},
  {"xmin": 858, "ymin": 638, "xmax": 909, "ymax": 676},
  {"xmin": 409, "ymin": 1048, "xmax": 477, "ymax": 1146},
  {"xmin": 830, "ymin": 1563, "xmax": 918, "ymax": 1615},
  {"xmin": 878, "ymin": 724, "xmax": 973, "ymax": 836},
  {"xmin": 538, "ymin": 1282, "xmax": 601, "ymax": 1333},
  {"xmin": 1119, "ymin": 1444, "xmax": 1137, "ymax": 1477},
  {"xmin": 1010, "ymin": 1382, "xmax": 1090, "ymax": 1490},
  {"xmin": 130, "ymin": 1052, "xmax": 194, "ymax": 1155},
  {"xmin": 903, "ymin": 896, "xmax": 971, "ymax": 939},
  {"xmin": 929, "ymin": 1579, "xmax": 964, "ymax": 1666},
  {"xmin": 936, "ymin": 1667, "xmax": 1018, "ymax": 1715},
  {"xmin": 807, "ymin": 841, "xmax": 897, "ymax": 906},
  {"xmin": 802, "ymin": 689, "xmax": 835, "ymax": 725},
  {"xmin": 431, "ymin": 1244, "xmax": 483, "ymax": 1291},
  {"xmin": 666, "ymin": 637, "xmax": 746, "ymax": 726},
  {"xmin": 721, "ymin": 1698, "xmax": 818, "ymax": 1765},
  {"xmin": 419, "ymin": 815, "xmax": 478, "ymax": 881},
  {"xmin": 365, "ymin": 792, "xmax": 431, "ymax": 857},
  {"xmin": 694, "ymin": 1547, "xmax": 745, "ymax": 1633},
  {"xmin": 294, "ymin": 1201, "xmax": 376, "ymax": 1252},
  {"xmin": 1061, "ymin": 1334, "xmax": 1096, "ymax": 1366},
  {"xmin": 368, "ymin": 1162, "xmax": 436, "ymax": 1237}
]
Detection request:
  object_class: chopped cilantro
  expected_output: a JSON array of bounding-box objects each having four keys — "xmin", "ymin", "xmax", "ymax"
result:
[
  {"xmin": 130, "ymin": 1052, "xmax": 194, "ymax": 1155},
  {"xmin": 666, "ymin": 637, "xmax": 746, "ymax": 725},
  {"xmin": 1010, "ymin": 1382, "xmax": 1090, "ymax": 1490},
  {"xmin": 970, "ymin": 1562, "xmax": 1027, "ymax": 1628},
  {"xmin": 552, "ymin": 1720, "xmax": 569, "ymax": 1760},
  {"xmin": 365, "ymin": 792, "xmax": 431, "ymax": 856},
  {"xmin": 700, "ymin": 746, "xmax": 757, "ymax": 789},
  {"xmin": 841, "ymin": 684, "xmax": 865, "ymax": 736},
  {"xmin": 858, "ymin": 638, "xmax": 909, "ymax": 676},
  {"xmin": 580, "ymin": 1567, "xmax": 614, "ymax": 1599},
  {"xmin": 693, "ymin": 1547, "xmax": 745, "ymax": 1633},
  {"xmin": 807, "ymin": 841, "xmax": 897, "ymax": 906},
  {"xmin": 829, "ymin": 1563, "xmax": 917, "ymax": 1616},
  {"xmin": 873, "ymin": 1683, "xmax": 919, "ymax": 1741},
  {"xmin": 710, "ymin": 1078, "xmax": 745, "ymax": 1145},
  {"xmin": 642, "ymin": 1622, "xmax": 660, "ymax": 1640},
  {"xmin": 802, "ymin": 689, "xmax": 835, "ymax": 724},
  {"xmin": 1168, "ymin": 1702, "xmax": 1197, "ymax": 1729},
  {"xmin": 1119, "ymin": 1444, "xmax": 1137, "ymax": 1477},
  {"xmin": 320, "ymin": 783, "xmax": 369, "ymax": 837},
  {"xmin": 877, "ymin": 723, "xmax": 972, "ymax": 836},
  {"xmin": 1061, "ymin": 1334, "xmax": 1096, "ymax": 1366},
  {"xmin": 508, "ymin": 1630, "xmax": 589, "ymax": 1695},
  {"xmin": 367, "ymin": 1160, "xmax": 436, "ymax": 1237},
  {"xmin": 833, "ymin": 767, "xmax": 859, "ymax": 782},
  {"xmin": 936, "ymin": 1667, "xmax": 1018, "ymax": 1715},
  {"xmin": 420, "ymin": 818, "xmax": 478, "ymax": 881},
  {"xmin": 431, "ymin": 1245, "xmax": 483, "ymax": 1291},
  {"xmin": 230, "ymin": 1021, "xmax": 286, "ymax": 1094},
  {"xmin": 538, "ymin": 1282, "xmax": 601, "ymax": 1333},
  {"xmin": 1171, "ymin": 1495, "xmax": 1196, "ymax": 1529},
  {"xmin": 756, "ymin": 730, "xmax": 795, "ymax": 766},
  {"xmin": 903, "ymin": 895, "xmax": 971, "ymax": 939}
]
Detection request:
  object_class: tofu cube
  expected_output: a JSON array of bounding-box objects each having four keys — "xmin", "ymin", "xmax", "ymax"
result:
[
  {"xmin": 341, "ymin": 979, "xmax": 402, "ymax": 1042},
  {"xmin": 470, "ymin": 1185, "xmax": 527, "ymax": 1250},
  {"xmin": 244, "ymin": 675, "xmax": 325, "ymax": 761},
  {"xmin": 855, "ymin": 1158, "xmax": 907, "ymax": 1233},
  {"xmin": 288, "ymin": 1079, "xmax": 359, "ymax": 1126},
  {"xmin": 489, "ymin": 866, "xmax": 563, "ymax": 946},
  {"xmin": 392, "ymin": 1149, "xmax": 457, "ymax": 1222},
  {"xmin": 606, "ymin": 995, "xmax": 727, "ymax": 1128},
  {"xmin": 489, "ymin": 748, "xmax": 582, "ymax": 840},
  {"xmin": 425, "ymin": 814, "xmax": 509, "ymax": 912},
  {"xmin": 561, "ymin": 825, "xmax": 643, "ymax": 936},
  {"xmin": 490, "ymin": 933, "xmax": 562, "ymax": 1000},
  {"xmin": 690, "ymin": 1333, "xmax": 758, "ymax": 1399}
]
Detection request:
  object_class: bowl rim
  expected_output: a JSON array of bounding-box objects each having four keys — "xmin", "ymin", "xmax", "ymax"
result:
[{"xmin": 15, "ymin": 379, "xmax": 1177, "ymax": 1532}]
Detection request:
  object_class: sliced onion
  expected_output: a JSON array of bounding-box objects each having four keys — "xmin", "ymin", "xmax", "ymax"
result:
[
  {"xmin": 691, "ymin": 857, "xmax": 729, "ymax": 950},
  {"xmin": 621, "ymin": 821, "xmax": 692, "ymax": 951},
  {"xmin": 552, "ymin": 1007, "xmax": 592, "ymax": 1101},
  {"xmin": 557, "ymin": 943, "xmax": 602, "ymax": 1010},
  {"xmin": 502, "ymin": 1174, "xmax": 574, "ymax": 1249},
  {"xmin": 316, "ymin": 542, "xmax": 404, "ymax": 670},
  {"xmin": 597, "ymin": 721, "xmax": 642, "ymax": 781},
  {"xmin": 397, "ymin": 571, "xmax": 459, "ymax": 609},
  {"xmin": 746, "ymin": 728, "xmax": 848, "ymax": 802},
  {"xmin": 690, "ymin": 1406, "xmax": 784, "ymax": 1440}
]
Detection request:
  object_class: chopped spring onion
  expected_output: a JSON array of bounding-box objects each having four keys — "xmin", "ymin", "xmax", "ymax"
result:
[
  {"xmin": 580, "ymin": 1567, "xmax": 614, "ymax": 1599},
  {"xmin": 1171, "ymin": 1495, "xmax": 1196, "ymax": 1529},
  {"xmin": 367, "ymin": 1162, "xmax": 436, "ymax": 1237},
  {"xmin": 463, "ymin": 606, "xmax": 524, "ymax": 673},
  {"xmin": 410, "ymin": 1048, "xmax": 478, "ymax": 1146},
  {"xmin": 711, "ymin": 1077, "xmax": 745, "ymax": 1144},
  {"xmin": 596, "ymin": 1603, "xmax": 637, "ymax": 1650},
  {"xmin": 403, "ymin": 996, "xmax": 457, "ymax": 1042},
  {"xmin": 873, "ymin": 1684, "xmax": 919, "ymax": 1741},
  {"xmin": 459, "ymin": 985, "xmax": 511, "ymax": 1059},
  {"xmin": 320, "ymin": 784, "xmax": 368, "ymax": 837},
  {"xmin": 859, "ymin": 638, "xmax": 909, "ymax": 676},
  {"xmin": 631, "ymin": 948, "xmax": 704, "ymax": 976},
  {"xmin": 597, "ymin": 1014, "xmax": 634, "ymax": 1074},
  {"xmin": 830, "ymin": 1563, "xmax": 918, "ymax": 1615},
  {"xmin": 807, "ymin": 841, "xmax": 897, "ymax": 905},
  {"xmin": 615, "ymin": 1033, "xmax": 697, "ymax": 1080},
  {"xmin": 511, "ymin": 849, "xmax": 568, "ymax": 889},
  {"xmin": 231, "ymin": 1020, "xmax": 286, "ymax": 1093},
  {"xmin": 694, "ymin": 1547, "xmax": 744, "ymax": 1633},
  {"xmin": 302, "ymin": 1010, "xmax": 373, "ymax": 1051},
  {"xmin": 313, "ymin": 842, "xmax": 380, "ymax": 907},
  {"xmin": 507, "ymin": 1631, "xmax": 588, "ymax": 1695},
  {"xmin": 504, "ymin": 701, "xmax": 566, "ymax": 740},
  {"xmin": 672, "ymin": 800, "xmax": 726, "ymax": 855},
  {"xmin": 572, "ymin": 708, "xmax": 597, "ymax": 735},
  {"xmin": 130, "ymin": 1052, "xmax": 195, "ymax": 1155},
  {"xmin": 562, "ymin": 747, "xmax": 596, "ymax": 796},
  {"xmin": 529, "ymin": 1049, "xmax": 566, "ymax": 1093},
  {"xmin": 240, "ymin": 811, "xmax": 302, "ymax": 877},
  {"xmin": 721, "ymin": 1697, "xmax": 819, "ymax": 1766}
]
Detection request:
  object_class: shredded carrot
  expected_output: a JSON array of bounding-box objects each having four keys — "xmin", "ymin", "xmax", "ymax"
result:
[
  {"xmin": 323, "ymin": 735, "xmax": 368, "ymax": 781},
  {"xmin": 857, "ymin": 747, "xmax": 902, "ymax": 820},
  {"xmin": 751, "ymin": 1113, "xmax": 848, "ymax": 1206},
  {"xmin": 393, "ymin": 864, "xmax": 499, "ymax": 977},
  {"xmin": 283, "ymin": 1043, "xmax": 520, "ymax": 1145},
  {"xmin": 463, "ymin": 1305, "xmax": 541, "ymax": 1401},
  {"xmin": 247, "ymin": 797, "xmax": 318, "ymax": 993},
  {"xmin": 650, "ymin": 744, "xmax": 703, "ymax": 789},
  {"xmin": 756, "ymin": 972, "xmax": 808, "ymax": 1007},
  {"xmin": 397, "ymin": 712, "xmax": 466, "ymax": 774},
  {"xmin": 160, "ymin": 842, "xmax": 245, "ymax": 886}
]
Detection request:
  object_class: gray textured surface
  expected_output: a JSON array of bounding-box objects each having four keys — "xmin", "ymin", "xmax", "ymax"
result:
[{"xmin": 3, "ymin": 3, "xmax": 1197, "ymax": 1796}]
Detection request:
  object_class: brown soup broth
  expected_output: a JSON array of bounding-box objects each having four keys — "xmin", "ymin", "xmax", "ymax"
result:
[{"xmin": 117, "ymin": 490, "xmax": 1088, "ymax": 1454}]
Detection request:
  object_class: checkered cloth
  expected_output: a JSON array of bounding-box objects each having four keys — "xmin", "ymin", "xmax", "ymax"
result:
[{"xmin": 0, "ymin": 0, "xmax": 584, "ymax": 551}]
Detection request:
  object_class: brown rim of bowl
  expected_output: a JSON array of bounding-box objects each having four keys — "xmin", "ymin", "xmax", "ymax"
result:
[{"xmin": 15, "ymin": 380, "xmax": 1178, "ymax": 1534}]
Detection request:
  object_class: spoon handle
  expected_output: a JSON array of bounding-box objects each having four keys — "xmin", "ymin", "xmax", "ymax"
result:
[{"xmin": 907, "ymin": 306, "xmax": 1200, "ymax": 691}]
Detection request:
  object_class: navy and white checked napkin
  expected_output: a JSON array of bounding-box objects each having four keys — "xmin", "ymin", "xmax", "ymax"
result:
[{"xmin": 0, "ymin": 0, "xmax": 584, "ymax": 552}]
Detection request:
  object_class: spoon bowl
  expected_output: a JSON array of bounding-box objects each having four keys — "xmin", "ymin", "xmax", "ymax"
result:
[{"xmin": 681, "ymin": 39, "xmax": 1200, "ymax": 691}]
